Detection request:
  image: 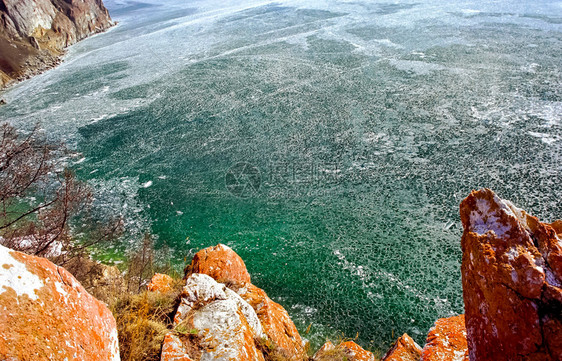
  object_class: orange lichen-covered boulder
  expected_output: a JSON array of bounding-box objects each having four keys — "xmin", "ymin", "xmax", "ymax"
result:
[
  {"xmin": 160, "ymin": 333, "xmax": 195, "ymax": 361},
  {"xmin": 460, "ymin": 189, "xmax": 562, "ymax": 361},
  {"xmin": 312, "ymin": 341, "xmax": 375, "ymax": 361},
  {"xmin": 0, "ymin": 244, "xmax": 120, "ymax": 361},
  {"xmin": 421, "ymin": 315, "xmax": 468, "ymax": 361},
  {"xmin": 237, "ymin": 283, "xmax": 305, "ymax": 359},
  {"xmin": 186, "ymin": 243, "xmax": 251, "ymax": 284},
  {"xmin": 313, "ymin": 341, "xmax": 336, "ymax": 358},
  {"xmin": 339, "ymin": 341, "xmax": 376, "ymax": 361},
  {"xmin": 382, "ymin": 333, "xmax": 422, "ymax": 361},
  {"xmin": 148, "ymin": 273, "xmax": 174, "ymax": 292},
  {"xmin": 166, "ymin": 273, "xmax": 266, "ymax": 361},
  {"xmin": 185, "ymin": 244, "xmax": 306, "ymax": 360},
  {"xmin": 313, "ymin": 341, "xmax": 375, "ymax": 361}
]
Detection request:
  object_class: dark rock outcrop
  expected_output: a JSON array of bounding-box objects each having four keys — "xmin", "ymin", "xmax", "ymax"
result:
[
  {"xmin": 460, "ymin": 189, "xmax": 562, "ymax": 361},
  {"xmin": 0, "ymin": 0, "xmax": 113, "ymax": 88}
]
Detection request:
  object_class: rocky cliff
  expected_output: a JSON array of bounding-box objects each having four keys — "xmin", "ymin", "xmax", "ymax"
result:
[
  {"xmin": 164, "ymin": 189, "xmax": 562, "ymax": 361},
  {"xmin": 0, "ymin": 0, "xmax": 113, "ymax": 88},
  {"xmin": 460, "ymin": 189, "xmax": 562, "ymax": 361}
]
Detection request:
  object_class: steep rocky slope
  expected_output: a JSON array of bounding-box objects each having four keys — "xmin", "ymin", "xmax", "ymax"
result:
[{"xmin": 0, "ymin": 0, "xmax": 113, "ymax": 88}]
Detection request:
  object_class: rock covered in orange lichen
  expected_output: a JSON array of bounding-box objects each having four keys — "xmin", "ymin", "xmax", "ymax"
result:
[
  {"xmin": 339, "ymin": 341, "xmax": 376, "ymax": 361},
  {"xmin": 313, "ymin": 340, "xmax": 375, "ymax": 361},
  {"xmin": 184, "ymin": 243, "xmax": 306, "ymax": 360},
  {"xmin": 460, "ymin": 189, "xmax": 562, "ymax": 361},
  {"xmin": 313, "ymin": 340, "xmax": 336, "ymax": 357},
  {"xmin": 236, "ymin": 283, "xmax": 305, "ymax": 359},
  {"xmin": 165, "ymin": 273, "xmax": 265, "ymax": 361},
  {"xmin": 382, "ymin": 333, "xmax": 422, "ymax": 361},
  {"xmin": 148, "ymin": 273, "xmax": 174, "ymax": 292},
  {"xmin": 160, "ymin": 333, "xmax": 195, "ymax": 361},
  {"xmin": 186, "ymin": 243, "xmax": 251, "ymax": 284},
  {"xmin": 0, "ymin": 244, "xmax": 120, "ymax": 361},
  {"xmin": 421, "ymin": 315, "xmax": 468, "ymax": 361}
]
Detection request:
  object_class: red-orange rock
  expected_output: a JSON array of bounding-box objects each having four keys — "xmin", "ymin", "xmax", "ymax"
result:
[
  {"xmin": 550, "ymin": 220, "xmax": 562, "ymax": 235},
  {"xmin": 312, "ymin": 340, "xmax": 375, "ymax": 361},
  {"xmin": 237, "ymin": 283, "xmax": 305, "ymax": 360},
  {"xmin": 421, "ymin": 315, "xmax": 468, "ymax": 361},
  {"xmin": 382, "ymin": 333, "xmax": 422, "ymax": 361},
  {"xmin": 148, "ymin": 273, "xmax": 174, "ymax": 292},
  {"xmin": 160, "ymin": 333, "xmax": 195, "ymax": 361},
  {"xmin": 186, "ymin": 243, "xmax": 251, "ymax": 284},
  {"xmin": 460, "ymin": 189, "xmax": 562, "ymax": 361},
  {"xmin": 339, "ymin": 341, "xmax": 376, "ymax": 361},
  {"xmin": 168, "ymin": 273, "xmax": 266, "ymax": 361},
  {"xmin": 185, "ymin": 244, "xmax": 306, "ymax": 360},
  {"xmin": 0, "ymin": 244, "xmax": 120, "ymax": 361}
]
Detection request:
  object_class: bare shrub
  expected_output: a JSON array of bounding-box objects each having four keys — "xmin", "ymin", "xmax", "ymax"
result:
[{"xmin": 0, "ymin": 122, "xmax": 123, "ymax": 265}]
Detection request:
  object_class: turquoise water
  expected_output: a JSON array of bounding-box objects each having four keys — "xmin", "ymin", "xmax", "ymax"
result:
[{"xmin": 1, "ymin": 0, "xmax": 561, "ymax": 350}]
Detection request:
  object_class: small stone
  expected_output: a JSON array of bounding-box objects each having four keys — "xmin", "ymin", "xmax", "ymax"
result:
[
  {"xmin": 147, "ymin": 273, "xmax": 174, "ymax": 293},
  {"xmin": 382, "ymin": 333, "xmax": 422, "ymax": 361},
  {"xmin": 421, "ymin": 315, "xmax": 468, "ymax": 361}
]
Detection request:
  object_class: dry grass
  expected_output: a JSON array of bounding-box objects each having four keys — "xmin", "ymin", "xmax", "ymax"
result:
[
  {"xmin": 312, "ymin": 334, "xmax": 382, "ymax": 361},
  {"xmin": 110, "ymin": 284, "xmax": 182, "ymax": 361},
  {"xmin": 312, "ymin": 347, "xmax": 349, "ymax": 361},
  {"xmin": 255, "ymin": 337, "xmax": 299, "ymax": 361}
]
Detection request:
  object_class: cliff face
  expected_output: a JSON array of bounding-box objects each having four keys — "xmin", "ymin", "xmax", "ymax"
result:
[
  {"xmin": 460, "ymin": 189, "xmax": 562, "ymax": 361},
  {"xmin": 0, "ymin": 0, "xmax": 113, "ymax": 88}
]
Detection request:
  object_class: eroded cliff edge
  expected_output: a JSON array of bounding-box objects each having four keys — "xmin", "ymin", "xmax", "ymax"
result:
[{"xmin": 0, "ymin": 0, "xmax": 113, "ymax": 88}]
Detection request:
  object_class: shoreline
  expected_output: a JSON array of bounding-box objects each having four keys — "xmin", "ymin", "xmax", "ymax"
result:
[
  {"xmin": 0, "ymin": 23, "xmax": 117, "ymax": 96},
  {"xmin": 0, "ymin": 0, "xmax": 116, "ymax": 95}
]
